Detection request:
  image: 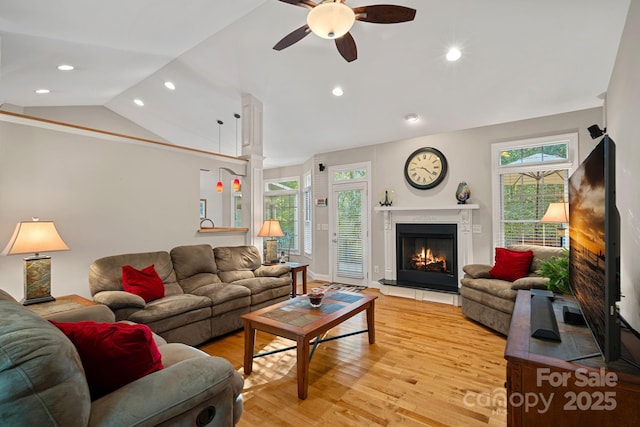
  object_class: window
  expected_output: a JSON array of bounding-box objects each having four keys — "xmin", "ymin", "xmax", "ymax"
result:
[
  {"xmin": 233, "ymin": 193, "xmax": 242, "ymax": 228},
  {"xmin": 303, "ymin": 171, "xmax": 312, "ymax": 256},
  {"xmin": 334, "ymin": 167, "xmax": 367, "ymax": 181},
  {"xmin": 264, "ymin": 177, "xmax": 299, "ymax": 253},
  {"xmin": 492, "ymin": 133, "xmax": 578, "ymax": 249}
]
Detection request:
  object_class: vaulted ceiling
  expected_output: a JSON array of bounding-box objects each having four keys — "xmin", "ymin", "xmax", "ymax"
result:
[{"xmin": 0, "ymin": 0, "xmax": 630, "ymax": 168}]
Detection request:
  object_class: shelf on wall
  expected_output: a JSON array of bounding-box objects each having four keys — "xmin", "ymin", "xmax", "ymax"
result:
[{"xmin": 197, "ymin": 227, "xmax": 249, "ymax": 233}]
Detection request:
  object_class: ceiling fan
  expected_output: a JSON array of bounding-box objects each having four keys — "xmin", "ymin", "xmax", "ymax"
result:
[{"xmin": 273, "ymin": 0, "xmax": 417, "ymax": 62}]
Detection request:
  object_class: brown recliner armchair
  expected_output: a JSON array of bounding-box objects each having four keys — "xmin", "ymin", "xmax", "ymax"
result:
[{"xmin": 0, "ymin": 289, "xmax": 243, "ymax": 426}]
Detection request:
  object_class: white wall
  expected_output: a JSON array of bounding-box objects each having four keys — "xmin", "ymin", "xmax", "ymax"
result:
[
  {"xmin": 199, "ymin": 169, "xmax": 225, "ymax": 226},
  {"xmin": 607, "ymin": 0, "xmax": 640, "ymax": 331},
  {"xmin": 25, "ymin": 106, "xmax": 170, "ymax": 141},
  {"xmin": 0, "ymin": 114, "xmax": 247, "ymax": 301}
]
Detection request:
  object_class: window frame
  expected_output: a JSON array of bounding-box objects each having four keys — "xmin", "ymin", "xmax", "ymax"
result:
[
  {"xmin": 491, "ymin": 133, "xmax": 579, "ymax": 250},
  {"xmin": 264, "ymin": 176, "xmax": 300, "ymax": 254}
]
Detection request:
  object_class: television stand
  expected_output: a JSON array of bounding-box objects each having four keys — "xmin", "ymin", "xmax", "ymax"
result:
[{"xmin": 505, "ymin": 290, "xmax": 640, "ymax": 426}]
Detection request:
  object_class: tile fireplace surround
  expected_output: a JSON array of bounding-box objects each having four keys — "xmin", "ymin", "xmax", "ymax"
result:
[{"xmin": 374, "ymin": 205, "xmax": 480, "ymax": 306}]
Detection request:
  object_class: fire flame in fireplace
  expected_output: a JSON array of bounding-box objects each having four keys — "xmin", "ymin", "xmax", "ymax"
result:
[{"xmin": 411, "ymin": 247, "xmax": 447, "ymax": 272}]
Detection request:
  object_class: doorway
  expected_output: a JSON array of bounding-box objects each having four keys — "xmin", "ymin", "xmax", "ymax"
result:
[{"xmin": 328, "ymin": 163, "xmax": 370, "ymax": 286}]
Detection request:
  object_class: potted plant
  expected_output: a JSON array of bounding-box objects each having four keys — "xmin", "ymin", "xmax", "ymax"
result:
[{"xmin": 536, "ymin": 248, "xmax": 570, "ymax": 294}]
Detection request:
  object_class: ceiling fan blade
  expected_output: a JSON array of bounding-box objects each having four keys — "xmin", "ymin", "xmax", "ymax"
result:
[
  {"xmin": 277, "ymin": 0, "xmax": 317, "ymax": 8},
  {"xmin": 273, "ymin": 25, "xmax": 312, "ymax": 51},
  {"xmin": 335, "ymin": 32, "xmax": 357, "ymax": 62},
  {"xmin": 354, "ymin": 5, "xmax": 417, "ymax": 23}
]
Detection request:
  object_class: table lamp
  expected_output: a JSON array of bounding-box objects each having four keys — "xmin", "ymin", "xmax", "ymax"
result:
[
  {"xmin": 540, "ymin": 202, "xmax": 569, "ymax": 246},
  {"xmin": 2, "ymin": 218, "xmax": 70, "ymax": 305},
  {"xmin": 257, "ymin": 219, "xmax": 283, "ymax": 263}
]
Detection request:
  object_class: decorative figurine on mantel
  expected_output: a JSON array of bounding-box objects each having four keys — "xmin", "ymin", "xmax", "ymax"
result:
[
  {"xmin": 379, "ymin": 189, "xmax": 395, "ymax": 206},
  {"xmin": 456, "ymin": 182, "xmax": 471, "ymax": 204}
]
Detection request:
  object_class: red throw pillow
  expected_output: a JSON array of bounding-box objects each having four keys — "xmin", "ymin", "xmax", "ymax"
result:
[
  {"xmin": 51, "ymin": 321, "xmax": 163, "ymax": 400},
  {"xmin": 489, "ymin": 248, "xmax": 534, "ymax": 282},
  {"xmin": 121, "ymin": 264, "xmax": 165, "ymax": 302}
]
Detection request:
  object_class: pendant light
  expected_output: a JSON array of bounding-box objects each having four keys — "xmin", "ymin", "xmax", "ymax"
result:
[
  {"xmin": 216, "ymin": 119, "xmax": 223, "ymax": 192},
  {"xmin": 233, "ymin": 113, "xmax": 241, "ymax": 191}
]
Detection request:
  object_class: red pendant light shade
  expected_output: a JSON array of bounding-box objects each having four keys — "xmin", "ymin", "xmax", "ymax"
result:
[
  {"xmin": 216, "ymin": 180, "xmax": 223, "ymax": 192},
  {"xmin": 233, "ymin": 178, "xmax": 241, "ymax": 191}
]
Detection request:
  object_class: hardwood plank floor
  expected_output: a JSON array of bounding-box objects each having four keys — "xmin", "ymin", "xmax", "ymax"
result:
[{"xmin": 199, "ymin": 285, "xmax": 507, "ymax": 426}]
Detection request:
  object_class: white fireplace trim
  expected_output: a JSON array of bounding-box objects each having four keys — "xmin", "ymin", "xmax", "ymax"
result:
[{"xmin": 374, "ymin": 205, "xmax": 479, "ymax": 305}]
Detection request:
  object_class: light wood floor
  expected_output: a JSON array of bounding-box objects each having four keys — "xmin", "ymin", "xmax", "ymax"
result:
[{"xmin": 200, "ymin": 285, "xmax": 508, "ymax": 426}]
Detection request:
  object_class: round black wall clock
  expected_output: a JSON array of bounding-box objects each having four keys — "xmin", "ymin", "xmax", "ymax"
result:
[{"xmin": 404, "ymin": 147, "xmax": 448, "ymax": 190}]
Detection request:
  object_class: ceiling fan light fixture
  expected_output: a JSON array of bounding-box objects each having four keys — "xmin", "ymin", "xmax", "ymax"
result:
[{"xmin": 307, "ymin": 1, "xmax": 355, "ymax": 40}]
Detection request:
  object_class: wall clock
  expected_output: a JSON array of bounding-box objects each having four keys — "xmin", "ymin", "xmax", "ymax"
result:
[{"xmin": 404, "ymin": 147, "xmax": 448, "ymax": 190}]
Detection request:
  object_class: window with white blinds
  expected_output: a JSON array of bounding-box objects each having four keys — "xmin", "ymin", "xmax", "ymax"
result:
[
  {"xmin": 264, "ymin": 177, "xmax": 299, "ymax": 253},
  {"xmin": 492, "ymin": 133, "xmax": 578, "ymax": 249},
  {"xmin": 303, "ymin": 171, "xmax": 312, "ymax": 256},
  {"xmin": 500, "ymin": 170, "xmax": 567, "ymax": 247}
]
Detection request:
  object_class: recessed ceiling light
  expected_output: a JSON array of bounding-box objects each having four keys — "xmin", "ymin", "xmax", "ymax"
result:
[
  {"xmin": 57, "ymin": 64, "xmax": 74, "ymax": 71},
  {"xmin": 404, "ymin": 113, "xmax": 419, "ymax": 123},
  {"xmin": 164, "ymin": 81, "xmax": 176, "ymax": 90},
  {"xmin": 35, "ymin": 89, "xmax": 51, "ymax": 94},
  {"xmin": 332, "ymin": 87, "xmax": 344, "ymax": 97},
  {"xmin": 133, "ymin": 99, "xmax": 145, "ymax": 106},
  {"xmin": 446, "ymin": 47, "xmax": 462, "ymax": 62}
]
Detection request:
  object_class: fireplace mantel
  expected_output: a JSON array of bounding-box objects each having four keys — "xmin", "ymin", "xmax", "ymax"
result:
[
  {"xmin": 374, "ymin": 204, "xmax": 480, "ymax": 305},
  {"xmin": 374, "ymin": 204, "xmax": 480, "ymax": 212}
]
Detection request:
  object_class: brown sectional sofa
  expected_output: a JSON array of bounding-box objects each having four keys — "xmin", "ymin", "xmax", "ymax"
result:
[
  {"xmin": 89, "ymin": 244, "xmax": 291, "ymax": 346},
  {"xmin": 460, "ymin": 244, "xmax": 564, "ymax": 335}
]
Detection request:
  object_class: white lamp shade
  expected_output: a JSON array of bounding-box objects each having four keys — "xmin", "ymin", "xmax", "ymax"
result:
[
  {"xmin": 257, "ymin": 219, "xmax": 284, "ymax": 238},
  {"xmin": 307, "ymin": 2, "xmax": 355, "ymax": 39},
  {"xmin": 2, "ymin": 220, "xmax": 70, "ymax": 255},
  {"xmin": 540, "ymin": 202, "xmax": 569, "ymax": 223}
]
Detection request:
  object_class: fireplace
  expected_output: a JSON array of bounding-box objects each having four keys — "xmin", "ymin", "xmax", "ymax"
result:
[
  {"xmin": 395, "ymin": 223, "xmax": 458, "ymax": 292},
  {"xmin": 377, "ymin": 204, "xmax": 478, "ymax": 305}
]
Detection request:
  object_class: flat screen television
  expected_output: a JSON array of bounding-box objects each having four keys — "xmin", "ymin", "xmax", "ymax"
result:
[{"xmin": 568, "ymin": 135, "xmax": 621, "ymax": 362}]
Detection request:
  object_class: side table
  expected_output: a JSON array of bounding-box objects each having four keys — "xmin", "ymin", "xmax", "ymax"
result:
[
  {"xmin": 25, "ymin": 294, "xmax": 97, "ymax": 317},
  {"xmin": 265, "ymin": 262, "xmax": 309, "ymax": 297},
  {"xmin": 287, "ymin": 262, "xmax": 309, "ymax": 297}
]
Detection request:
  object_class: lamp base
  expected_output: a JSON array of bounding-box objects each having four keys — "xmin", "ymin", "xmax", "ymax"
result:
[
  {"xmin": 23, "ymin": 256, "xmax": 55, "ymax": 306},
  {"xmin": 265, "ymin": 239, "xmax": 278, "ymax": 264},
  {"xmin": 23, "ymin": 295, "xmax": 56, "ymax": 306}
]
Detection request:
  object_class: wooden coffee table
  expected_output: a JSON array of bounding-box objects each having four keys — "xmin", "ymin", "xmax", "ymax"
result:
[{"xmin": 241, "ymin": 290, "xmax": 377, "ymax": 399}]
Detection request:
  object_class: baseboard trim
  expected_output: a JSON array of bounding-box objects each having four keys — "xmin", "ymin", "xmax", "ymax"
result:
[{"xmin": 380, "ymin": 283, "xmax": 460, "ymax": 306}]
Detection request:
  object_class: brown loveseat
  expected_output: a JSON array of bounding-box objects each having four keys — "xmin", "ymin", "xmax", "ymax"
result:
[
  {"xmin": 0, "ymin": 289, "xmax": 244, "ymax": 426},
  {"xmin": 460, "ymin": 244, "xmax": 565, "ymax": 335},
  {"xmin": 89, "ymin": 245, "xmax": 291, "ymax": 346}
]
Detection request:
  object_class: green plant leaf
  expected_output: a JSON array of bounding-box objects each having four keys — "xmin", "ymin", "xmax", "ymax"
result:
[{"xmin": 536, "ymin": 249, "xmax": 570, "ymax": 294}]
